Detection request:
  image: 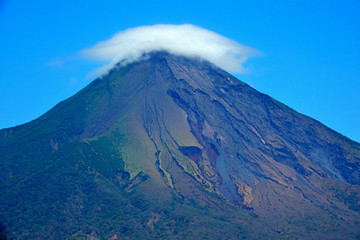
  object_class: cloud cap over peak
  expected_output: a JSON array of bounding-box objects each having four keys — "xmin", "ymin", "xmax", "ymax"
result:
[{"xmin": 81, "ymin": 24, "xmax": 260, "ymax": 77}]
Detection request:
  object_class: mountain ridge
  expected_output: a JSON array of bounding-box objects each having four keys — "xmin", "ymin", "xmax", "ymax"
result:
[{"xmin": 0, "ymin": 51, "xmax": 359, "ymax": 239}]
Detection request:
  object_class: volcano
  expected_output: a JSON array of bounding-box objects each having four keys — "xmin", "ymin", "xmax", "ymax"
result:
[{"xmin": 0, "ymin": 52, "xmax": 359, "ymax": 239}]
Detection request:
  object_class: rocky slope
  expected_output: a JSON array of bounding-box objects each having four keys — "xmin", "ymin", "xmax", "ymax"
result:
[{"xmin": 0, "ymin": 52, "xmax": 359, "ymax": 239}]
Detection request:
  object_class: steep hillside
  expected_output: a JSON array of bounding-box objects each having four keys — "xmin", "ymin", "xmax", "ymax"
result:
[{"xmin": 0, "ymin": 52, "xmax": 359, "ymax": 239}]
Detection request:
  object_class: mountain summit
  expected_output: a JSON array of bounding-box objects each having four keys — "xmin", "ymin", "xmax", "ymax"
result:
[{"xmin": 1, "ymin": 52, "xmax": 359, "ymax": 239}]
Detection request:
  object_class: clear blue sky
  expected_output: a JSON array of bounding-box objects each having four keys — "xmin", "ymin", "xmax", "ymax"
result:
[{"xmin": 0, "ymin": 0, "xmax": 359, "ymax": 142}]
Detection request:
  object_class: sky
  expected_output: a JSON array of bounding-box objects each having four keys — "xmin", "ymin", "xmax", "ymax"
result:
[{"xmin": 0, "ymin": 0, "xmax": 359, "ymax": 143}]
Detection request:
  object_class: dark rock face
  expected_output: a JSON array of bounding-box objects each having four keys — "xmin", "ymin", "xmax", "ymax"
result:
[
  {"xmin": 178, "ymin": 146, "xmax": 202, "ymax": 162},
  {"xmin": 0, "ymin": 51, "xmax": 359, "ymax": 239}
]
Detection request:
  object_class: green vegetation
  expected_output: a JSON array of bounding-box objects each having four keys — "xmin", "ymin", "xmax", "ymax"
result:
[{"xmin": 0, "ymin": 135, "xmax": 268, "ymax": 239}]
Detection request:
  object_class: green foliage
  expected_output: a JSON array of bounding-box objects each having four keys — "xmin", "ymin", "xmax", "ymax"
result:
[{"xmin": 0, "ymin": 133, "xmax": 269, "ymax": 239}]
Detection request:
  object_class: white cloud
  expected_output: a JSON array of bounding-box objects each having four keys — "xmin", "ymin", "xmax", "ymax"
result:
[{"xmin": 81, "ymin": 24, "xmax": 260, "ymax": 77}]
